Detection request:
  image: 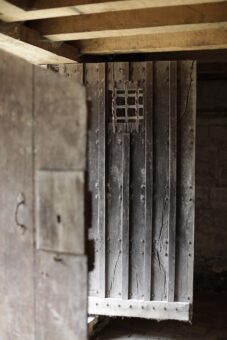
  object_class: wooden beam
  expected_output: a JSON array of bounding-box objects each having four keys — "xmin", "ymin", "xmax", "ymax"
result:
[
  {"xmin": 76, "ymin": 25, "xmax": 227, "ymax": 55},
  {"xmin": 89, "ymin": 297, "xmax": 190, "ymax": 321},
  {"xmin": 1, "ymin": 0, "xmax": 29, "ymax": 9},
  {"xmin": 79, "ymin": 50, "xmax": 227, "ymax": 63},
  {"xmin": 0, "ymin": 0, "xmax": 226, "ymax": 22},
  {"xmin": 31, "ymin": 0, "xmax": 227, "ymax": 10},
  {"xmin": 0, "ymin": 1, "xmax": 27, "ymax": 22},
  {"xmin": 28, "ymin": 2, "xmax": 227, "ymax": 41},
  {"xmin": 0, "ymin": 22, "xmax": 78, "ymax": 64}
]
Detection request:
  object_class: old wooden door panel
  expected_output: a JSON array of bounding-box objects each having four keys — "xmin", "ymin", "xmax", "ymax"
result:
[
  {"xmin": 36, "ymin": 171, "xmax": 84, "ymax": 254},
  {"xmin": 34, "ymin": 66, "xmax": 87, "ymax": 172},
  {"xmin": 95, "ymin": 61, "xmax": 195, "ymax": 321},
  {"xmin": 34, "ymin": 66, "xmax": 87, "ymax": 340},
  {"xmin": 176, "ymin": 61, "xmax": 196, "ymax": 303},
  {"xmin": 106, "ymin": 62, "xmax": 128, "ymax": 299},
  {"xmin": 55, "ymin": 61, "xmax": 196, "ymax": 321},
  {"xmin": 129, "ymin": 63, "xmax": 147, "ymax": 301},
  {"xmin": 36, "ymin": 255, "xmax": 87, "ymax": 340},
  {"xmin": 0, "ymin": 49, "xmax": 35, "ymax": 339},
  {"xmin": 153, "ymin": 61, "xmax": 174, "ymax": 302},
  {"xmin": 0, "ymin": 50, "xmax": 88, "ymax": 339}
]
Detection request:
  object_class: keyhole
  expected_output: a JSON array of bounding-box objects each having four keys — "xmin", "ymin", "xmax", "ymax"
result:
[{"xmin": 57, "ymin": 215, "xmax": 61, "ymax": 224}]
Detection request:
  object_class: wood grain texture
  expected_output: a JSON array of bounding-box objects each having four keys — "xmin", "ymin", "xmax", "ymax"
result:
[
  {"xmin": 0, "ymin": 49, "xmax": 35, "ymax": 340},
  {"xmin": 85, "ymin": 63, "xmax": 100, "ymax": 297},
  {"xmin": 29, "ymin": 3, "xmax": 227, "ymax": 41},
  {"xmin": 0, "ymin": 22, "xmax": 79, "ymax": 64},
  {"xmin": 175, "ymin": 61, "xmax": 196, "ymax": 307},
  {"xmin": 153, "ymin": 61, "xmax": 170, "ymax": 301},
  {"xmin": 78, "ymin": 24, "xmax": 227, "ymax": 54},
  {"xmin": 31, "ymin": 0, "xmax": 227, "ymax": 11},
  {"xmin": 121, "ymin": 133, "xmax": 130, "ymax": 300},
  {"xmin": 0, "ymin": 52, "xmax": 88, "ymax": 339},
  {"xmin": 34, "ymin": 65, "xmax": 87, "ymax": 339},
  {"xmin": 58, "ymin": 63, "xmax": 84, "ymax": 83},
  {"xmin": 143, "ymin": 62, "xmax": 154, "ymax": 301},
  {"xmin": 106, "ymin": 62, "xmax": 129, "ymax": 299},
  {"xmin": 51, "ymin": 60, "xmax": 195, "ymax": 322},
  {"xmin": 34, "ymin": 66, "xmax": 87, "ymax": 171},
  {"xmin": 1, "ymin": 0, "xmax": 225, "ymax": 21},
  {"xmin": 167, "ymin": 62, "xmax": 177, "ymax": 302},
  {"xmin": 36, "ymin": 254, "xmax": 87, "ymax": 340},
  {"xmin": 130, "ymin": 63, "xmax": 146, "ymax": 300},
  {"xmin": 97, "ymin": 63, "xmax": 107, "ymax": 297},
  {"xmin": 89, "ymin": 297, "xmax": 190, "ymax": 321},
  {"xmin": 36, "ymin": 170, "xmax": 84, "ymax": 254}
]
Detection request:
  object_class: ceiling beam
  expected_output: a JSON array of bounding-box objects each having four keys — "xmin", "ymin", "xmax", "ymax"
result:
[
  {"xmin": 1, "ymin": 0, "xmax": 30, "ymax": 9},
  {"xmin": 0, "ymin": 1, "xmax": 27, "ymax": 22},
  {"xmin": 27, "ymin": 2, "xmax": 227, "ymax": 41},
  {"xmin": 0, "ymin": 0, "xmax": 226, "ymax": 21},
  {"xmin": 78, "ymin": 50, "xmax": 227, "ymax": 63},
  {"xmin": 0, "ymin": 22, "xmax": 79, "ymax": 64},
  {"xmin": 76, "ymin": 25, "xmax": 227, "ymax": 54},
  {"xmin": 30, "ymin": 0, "xmax": 227, "ymax": 10}
]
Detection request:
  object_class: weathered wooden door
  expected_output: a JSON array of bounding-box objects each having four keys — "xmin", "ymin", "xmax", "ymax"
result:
[
  {"xmin": 55, "ymin": 61, "xmax": 196, "ymax": 322},
  {"xmin": 81, "ymin": 61, "xmax": 196, "ymax": 322},
  {"xmin": 0, "ymin": 50, "xmax": 87, "ymax": 339}
]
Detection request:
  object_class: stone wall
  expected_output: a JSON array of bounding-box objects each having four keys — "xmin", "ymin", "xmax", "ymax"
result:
[{"xmin": 195, "ymin": 79, "xmax": 227, "ymax": 293}]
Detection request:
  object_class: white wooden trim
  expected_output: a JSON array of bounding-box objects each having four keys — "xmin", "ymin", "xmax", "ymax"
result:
[{"xmin": 89, "ymin": 297, "xmax": 190, "ymax": 321}]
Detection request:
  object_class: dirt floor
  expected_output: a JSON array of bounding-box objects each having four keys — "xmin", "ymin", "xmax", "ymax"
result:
[{"xmin": 93, "ymin": 293, "xmax": 227, "ymax": 340}]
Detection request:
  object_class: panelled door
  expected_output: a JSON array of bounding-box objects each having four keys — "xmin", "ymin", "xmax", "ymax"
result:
[
  {"xmin": 0, "ymin": 50, "xmax": 87, "ymax": 340},
  {"xmin": 58, "ymin": 61, "xmax": 196, "ymax": 322}
]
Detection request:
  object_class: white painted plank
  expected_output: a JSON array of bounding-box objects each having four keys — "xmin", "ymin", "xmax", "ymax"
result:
[{"xmin": 89, "ymin": 297, "xmax": 190, "ymax": 321}]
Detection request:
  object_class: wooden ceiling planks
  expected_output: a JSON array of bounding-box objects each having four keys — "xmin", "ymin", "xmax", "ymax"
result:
[
  {"xmin": 0, "ymin": 22, "xmax": 79, "ymax": 64},
  {"xmin": 0, "ymin": 0, "xmax": 226, "ymax": 63},
  {"xmin": 27, "ymin": 3, "xmax": 227, "ymax": 41},
  {"xmin": 76, "ymin": 24, "xmax": 227, "ymax": 55},
  {"xmin": 1, "ymin": 0, "xmax": 225, "ymax": 21}
]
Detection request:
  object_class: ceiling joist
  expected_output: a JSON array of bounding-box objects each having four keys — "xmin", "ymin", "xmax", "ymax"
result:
[
  {"xmin": 0, "ymin": 22, "xmax": 78, "ymax": 64},
  {"xmin": 0, "ymin": 0, "xmax": 226, "ymax": 63},
  {"xmin": 77, "ymin": 25, "xmax": 227, "ymax": 54},
  {"xmin": 27, "ymin": 2, "xmax": 227, "ymax": 41},
  {"xmin": 0, "ymin": 0, "xmax": 226, "ymax": 21}
]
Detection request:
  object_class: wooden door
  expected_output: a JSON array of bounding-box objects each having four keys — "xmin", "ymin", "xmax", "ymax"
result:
[
  {"xmin": 56, "ymin": 61, "xmax": 196, "ymax": 322},
  {"xmin": 0, "ymin": 50, "xmax": 87, "ymax": 339}
]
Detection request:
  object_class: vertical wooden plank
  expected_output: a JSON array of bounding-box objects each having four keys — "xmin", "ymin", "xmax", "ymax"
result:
[
  {"xmin": 58, "ymin": 63, "xmax": 84, "ymax": 84},
  {"xmin": 122, "ymin": 133, "xmax": 130, "ymax": 300},
  {"xmin": 98, "ymin": 63, "xmax": 107, "ymax": 298},
  {"xmin": 130, "ymin": 62, "xmax": 146, "ymax": 300},
  {"xmin": 34, "ymin": 66, "xmax": 87, "ymax": 340},
  {"xmin": 80, "ymin": 62, "xmax": 106, "ymax": 299},
  {"xmin": 144, "ymin": 62, "xmax": 154, "ymax": 301},
  {"xmin": 106, "ymin": 124, "xmax": 123, "ymax": 298},
  {"xmin": 54, "ymin": 64, "xmax": 101, "ymax": 303},
  {"xmin": 85, "ymin": 63, "xmax": 100, "ymax": 297},
  {"xmin": 176, "ymin": 61, "xmax": 196, "ymax": 307},
  {"xmin": 167, "ymin": 62, "xmax": 177, "ymax": 302},
  {"xmin": 109, "ymin": 62, "xmax": 130, "ymax": 84},
  {"xmin": 106, "ymin": 62, "xmax": 129, "ymax": 298},
  {"xmin": 0, "ymin": 50, "xmax": 35, "ymax": 339},
  {"xmin": 153, "ymin": 61, "xmax": 170, "ymax": 301}
]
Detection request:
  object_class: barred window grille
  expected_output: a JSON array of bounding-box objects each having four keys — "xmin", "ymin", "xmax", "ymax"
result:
[{"xmin": 111, "ymin": 83, "xmax": 144, "ymax": 126}]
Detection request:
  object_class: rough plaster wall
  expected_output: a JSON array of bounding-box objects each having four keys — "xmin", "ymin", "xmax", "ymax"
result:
[{"xmin": 195, "ymin": 79, "xmax": 227, "ymax": 292}]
